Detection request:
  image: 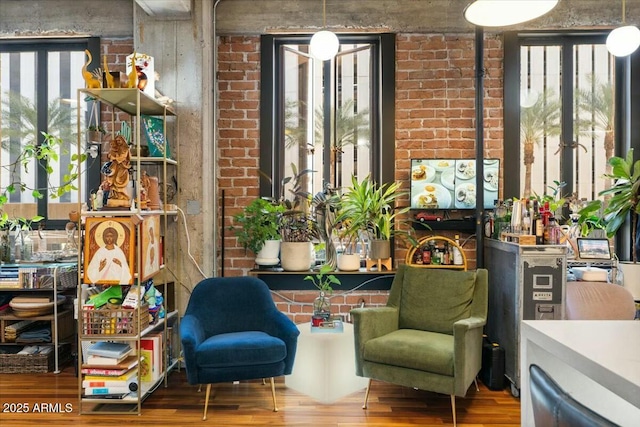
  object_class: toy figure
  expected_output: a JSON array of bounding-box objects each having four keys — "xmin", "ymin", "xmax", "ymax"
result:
[{"xmin": 82, "ymin": 50, "xmax": 102, "ymax": 89}]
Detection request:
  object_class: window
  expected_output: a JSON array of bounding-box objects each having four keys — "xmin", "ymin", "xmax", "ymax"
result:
[
  {"xmin": 0, "ymin": 38, "xmax": 101, "ymax": 228},
  {"xmin": 504, "ymin": 33, "xmax": 620, "ymax": 203},
  {"xmin": 260, "ymin": 34, "xmax": 395, "ymax": 201}
]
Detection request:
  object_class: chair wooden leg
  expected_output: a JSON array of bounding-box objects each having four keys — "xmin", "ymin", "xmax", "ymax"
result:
[
  {"xmin": 270, "ymin": 377, "xmax": 278, "ymax": 412},
  {"xmin": 474, "ymin": 377, "xmax": 479, "ymax": 392},
  {"xmin": 197, "ymin": 384, "xmax": 202, "ymax": 392},
  {"xmin": 450, "ymin": 395, "xmax": 456, "ymax": 427},
  {"xmin": 362, "ymin": 378, "xmax": 372, "ymax": 409},
  {"xmin": 262, "ymin": 378, "xmax": 266, "ymax": 385},
  {"xmin": 203, "ymin": 384, "xmax": 212, "ymax": 421}
]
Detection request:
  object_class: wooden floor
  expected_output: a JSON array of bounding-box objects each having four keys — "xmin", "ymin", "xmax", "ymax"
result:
[{"xmin": 0, "ymin": 365, "xmax": 520, "ymax": 426}]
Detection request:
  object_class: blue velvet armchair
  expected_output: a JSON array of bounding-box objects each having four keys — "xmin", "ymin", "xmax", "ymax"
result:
[{"xmin": 180, "ymin": 276, "xmax": 299, "ymax": 420}]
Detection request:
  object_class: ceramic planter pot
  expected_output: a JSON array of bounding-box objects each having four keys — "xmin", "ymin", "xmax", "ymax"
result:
[
  {"xmin": 280, "ymin": 241, "xmax": 312, "ymax": 271},
  {"xmin": 255, "ymin": 239, "xmax": 281, "ymax": 266},
  {"xmin": 369, "ymin": 239, "xmax": 391, "ymax": 260},
  {"xmin": 618, "ymin": 261, "xmax": 640, "ymax": 300},
  {"xmin": 337, "ymin": 253, "xmax": 360, "ymax": 271}
]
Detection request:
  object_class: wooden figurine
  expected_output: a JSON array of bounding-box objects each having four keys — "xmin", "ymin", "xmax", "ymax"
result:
[{"xmin": 104, "ymin": 135, "xmax": 132, "ymax": 208}]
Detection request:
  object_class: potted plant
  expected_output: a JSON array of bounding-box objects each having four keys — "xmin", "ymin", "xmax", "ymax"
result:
[
  {"xmin": 304, "ymin": 264, "xmax": 341, "ymax": 319},
  {"xmin": 86, "ymin": 124, "xmax": 106, "ymax": 144},
  {"xmin": 273, "ymin": 164, "xmax": 319, "ymax": 271},
  {"xmin": 582, "ymin": 149, "xmax": 640, "ymax": 298},
  {"xmin": 279, "ymin": 210, "xmax": 318, "ymax": 271},
  {"xmin": 229, "ymin": 198, "xmax": 284, "ymax": 266},
  {"xmin": 337, "ymin": 174, "xmax": 416, "ymax": 262}
]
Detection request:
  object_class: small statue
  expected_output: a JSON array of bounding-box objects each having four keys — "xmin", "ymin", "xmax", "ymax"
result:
[
  {"xmin": 126, "ymin": 52, "xmax": 138, "ymax": 89},
  {"xmin": 82, "ymin": 50, "xmax": 102, "ymax": 89},
  {"xmin": 103, "ymin": 55, "xmax": 116, "ymax": 89},
  {"xmin": 104, "ymin": 135, "xmax": 132, "ymax": 208}
]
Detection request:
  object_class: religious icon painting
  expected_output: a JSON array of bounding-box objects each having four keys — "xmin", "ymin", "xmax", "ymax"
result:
[
  {"xmin": 84, "ymin": 217, "xmax": 135, "ymax": 285},
  {"xmin": 140, "ymin": 215, "xmax": 161, "ymax": 281}
]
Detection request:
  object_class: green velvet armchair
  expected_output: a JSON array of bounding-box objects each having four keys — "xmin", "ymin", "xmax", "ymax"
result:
[{"xmin": 351, "ymin": 265, "xmax": 488, "ymax": 427}]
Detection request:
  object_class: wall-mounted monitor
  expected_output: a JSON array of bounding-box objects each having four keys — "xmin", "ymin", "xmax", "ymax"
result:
[{"xmin": 410, "ymin": 159, "xmax": 499, "ymax": 210}]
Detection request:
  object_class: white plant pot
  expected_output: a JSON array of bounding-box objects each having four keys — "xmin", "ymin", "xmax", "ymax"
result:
[
  {"xmin": 618, "ymin": 261, "xmax": 640, "ymax": 300},
  {"xmin": 280, "ymin": 242, "xmax": 312, "ymax": 271},
  {"xmin": 337, "ymin": 253, "xmax": 360, "ymax": 271},
  {"xmin": 255, "ymin": 239, "xmax": 281, "ymax": 266}
]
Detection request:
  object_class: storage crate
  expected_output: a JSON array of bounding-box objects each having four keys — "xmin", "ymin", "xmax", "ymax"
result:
[
  {"xmin": 80, "ymin": 304, "xmax": 149, "ymax": 338},
  {"xmin": 0, "ymin": 343, "xmax": 70, "ymax": 373}
]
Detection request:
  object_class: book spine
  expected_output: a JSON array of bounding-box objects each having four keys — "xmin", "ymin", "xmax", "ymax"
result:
[
  {"xmin": 81, "ymin": 368, "xmax": 127, "ymax": 376},
  {"xmin": 84, "ymin": 386, "xmax": 132, "ymax": 395}
]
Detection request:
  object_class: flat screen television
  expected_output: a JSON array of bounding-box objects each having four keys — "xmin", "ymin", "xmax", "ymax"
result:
[{"xmin": 410, "ymin": 159, "xmax": 499, "ymax": 210}]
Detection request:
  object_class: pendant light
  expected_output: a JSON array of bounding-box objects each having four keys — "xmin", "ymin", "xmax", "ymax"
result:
[
  {"xmin": 606, "ymin": 0, "xmax": 640, "ymax": 57},
  {"xmin": 309, "ymin": 0, "xmax": 339, "ymax": 61},
  {"xmin": 463, "ymin": 0, "xmax": 559, "ymax": 27}
]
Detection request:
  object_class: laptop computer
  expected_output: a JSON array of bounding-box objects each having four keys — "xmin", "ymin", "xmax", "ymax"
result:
[{"xmin": 576, "ymin": 238, "xmax": 612, "ymax": 260}]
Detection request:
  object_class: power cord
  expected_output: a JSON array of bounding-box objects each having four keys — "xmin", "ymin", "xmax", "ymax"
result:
[{"xmin": 175, "ymin": 206, "xmax": 207, "ymax": 280}]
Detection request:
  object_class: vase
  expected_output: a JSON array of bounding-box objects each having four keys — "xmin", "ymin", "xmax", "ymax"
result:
[
  {"xmin": 337, "ymin": 253, "xmax": 360, "ymax": 271},
  {"xmin": 280, "ymin": 241, "xmax": 312, "ymax": 271},
  {"xmin": 369, "ymin": 239, "xmax": 391, "ymax": 260},
  {"xmin": 255, "ymin": 239, "xmax": 281, "ymax": 266},
  {"xmin": 618, "ymin": 261, "xmax": 640, "ymax": 300},
  {"xmin": 313, "ymin": 291, "xmax": 331, "ymax": 320}
]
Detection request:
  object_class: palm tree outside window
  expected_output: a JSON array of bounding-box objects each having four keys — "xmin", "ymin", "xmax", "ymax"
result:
[
  {"xmin": 0, "ymin": 38, "xmax": 101, "ymax": 228},
  {"xmin": 260, "ymin": 34, "xmax": 395, "ymax": 202}
]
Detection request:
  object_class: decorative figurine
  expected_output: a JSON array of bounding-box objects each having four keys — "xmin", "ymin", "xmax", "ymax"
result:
[
  {"xmin": 104, "ymin": 135, "xmax": 132, "ymax": 208},
  {"xmin": 82, "ymin": 49, "xmax": 102, "ymax": 89}
]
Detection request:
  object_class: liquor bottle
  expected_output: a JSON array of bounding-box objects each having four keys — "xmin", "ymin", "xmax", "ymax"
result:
[
  {"xmin": 521, "ymin": 199, "xmax": 531, "ymax": 234},
  {"xmin": 443, "ymin": 242, "xmax": 450, "ymax": 265},
  {"xmin": 415, "ymin": 246, "xmax": 424, "ymax": 264},
  {"xmin": 452, "ymin": 235, "xmax": 464, "ymax": 265},
  {"xmin": 422, "ymin": 244, "xmax": 431, "ymax": 264},
  {"xmin": 532, "ymin": 200, "xmax": 543, "ymax": 245}
]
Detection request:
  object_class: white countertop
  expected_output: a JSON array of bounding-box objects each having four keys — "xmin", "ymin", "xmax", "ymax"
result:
[{"xmin": 520, "ymin": 320, "xmax": 640, "ymax": 426}]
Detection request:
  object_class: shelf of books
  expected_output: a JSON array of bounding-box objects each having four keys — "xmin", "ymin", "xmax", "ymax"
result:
[{"xmin": 76, "ymin": 86, "xmax": 180, "ymax": 415}]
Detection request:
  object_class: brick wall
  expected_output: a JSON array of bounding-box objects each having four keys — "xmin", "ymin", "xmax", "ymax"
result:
[{"xmin": 218, "ymin": 33, "xmax": 504, "ymax": 320}]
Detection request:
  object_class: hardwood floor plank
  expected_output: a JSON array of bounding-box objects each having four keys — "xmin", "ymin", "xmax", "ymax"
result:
[{"xmin": 0, "ymin": 365, "xmax": 520, "ymax": 426}]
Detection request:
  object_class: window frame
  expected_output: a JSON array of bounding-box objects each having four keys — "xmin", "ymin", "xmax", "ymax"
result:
[
  {"xmin": 260, "ymin": 33, "xmax": 396, "ymax": 199},
  {"xmin": 504, "ymin": 30, "xmax": 640, "ymax": 258},
  {"xmin": 0, "ymin": 37, "xmax": 101, "ymax": 229}
]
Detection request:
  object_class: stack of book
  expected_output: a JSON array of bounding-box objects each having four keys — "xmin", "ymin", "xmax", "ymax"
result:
[{"xmin": 82, "ymin": 341, "xmax": 138, "ymax": 399}]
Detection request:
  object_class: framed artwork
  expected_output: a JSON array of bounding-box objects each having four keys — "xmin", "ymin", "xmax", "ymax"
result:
[
  {"xmin": 84, "ymin": 217, "xmax": 135, "ymax": 285},
  {"xmin": 141, "ymin": 215, "xmax": 161, "ymax": 281},
  {"xmin": 141, "ymin": 115, "xmax": 171, "ymax": 159}
]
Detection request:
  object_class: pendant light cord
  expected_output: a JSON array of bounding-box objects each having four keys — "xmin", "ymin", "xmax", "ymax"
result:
[
  {"xmin": 322, "ymin": 0, "xmax": 327, "ymax": 28},
  {"xmin": 622, "ymin": 0, "xmax": 626, "ymax": 24}
]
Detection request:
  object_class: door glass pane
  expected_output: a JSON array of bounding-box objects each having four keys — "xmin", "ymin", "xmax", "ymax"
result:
[
  {"xmin": 0, "ymin": 51, "xmax": 38, "ymax": 219},
  {"xmin": 281, "ymin": 42, "xmax": 373, "ymax": 201},
  {"xmin": 47, "ymin": 50, "xmax": 85, "ymax": 220},
  {"xmin": 572, "ymin": 44, "xmax": 615, "ymax": 201},
  {"xmin": 519, "ymin": 45, "xmax": 562, "ymax": 199},
  {"xmin": 519, "ymin": 43, "xmax": 615, "ymax": 204}
]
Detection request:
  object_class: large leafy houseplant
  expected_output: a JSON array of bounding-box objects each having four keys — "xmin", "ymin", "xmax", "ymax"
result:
[
  {"xmin": 229, "ymin": 198, "xmax": 284, "ymax": 254},
  {"xmin": 336, "ymin": 175, "xmax": 416, "ymax": 260},
  {"xmin": 584, "ymin": 149, "xmax": 640, "ymax": 263}
]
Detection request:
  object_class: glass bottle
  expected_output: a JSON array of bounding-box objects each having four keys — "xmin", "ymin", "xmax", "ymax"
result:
[
  {"xmin": 21, "ymin": 232, "xmax": 33, "ymax": 261},
  {"xmin": 313, "ymin": 291, "xmax": 331, "ymax": 320},
  {"xmin": 422, "ymin": 244, "xmax": 431, "ymax": 264},
  {"xmin": 0, "ymin": 232, "xmax": 10, "ymax": 263},
  {"xmin": 453, "ymin": 235, "xmax": 464, "ymax": 265}
]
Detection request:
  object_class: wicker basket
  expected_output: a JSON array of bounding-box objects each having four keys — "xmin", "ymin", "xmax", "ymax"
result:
[
  {"xmin": 80, "ymin": 304, "xmax": 149, "ymax": 338},
  {"xmin": 0, "ymin": 344, "xmax": 71, "ymax": 373},
  {"xmin": 36, "ymin": 265, "xmax": 78, "ymax": 290}
]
